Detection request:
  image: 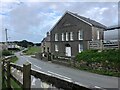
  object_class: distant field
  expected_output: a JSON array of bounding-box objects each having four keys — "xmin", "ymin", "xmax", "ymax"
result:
[{"xmin": 23, "ymin": 46, "xmax": 41, "ymax": 55}]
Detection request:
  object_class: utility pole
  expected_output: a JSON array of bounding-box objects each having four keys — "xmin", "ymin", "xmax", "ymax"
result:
[{"xmin": 5, "ymin": 28, "xmax": 8, "ymax": 49}]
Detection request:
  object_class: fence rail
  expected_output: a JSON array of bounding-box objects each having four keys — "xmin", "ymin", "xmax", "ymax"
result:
[
  {"xmin": 2, "ymin": 57, "xmax": 31, "ymax": 90},
  {"xmin": 2, "ymin": 56, "xmax": 91, "ymax": 90},
  {"xmin": 88, "ymin": 40, "xmax": 120, "ymax": 50}
]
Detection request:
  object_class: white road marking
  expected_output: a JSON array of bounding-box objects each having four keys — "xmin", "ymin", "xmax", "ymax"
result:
[
  {"xmin": 31, "ymin": 68, "xmax": 52, "ymax": 76},
  {"xmin": 75, "ymin": 82, "xmax": 89, "ymax": 88},
  {"xmin": 47, "ymin": 71, "xmax": 71, "ymax": 80},
  {"xmin": 62, "ymin": 78, "xmax": 72, "ymax": 82},
  {"xmin": 27, "ymin": 60, "xmax": 32, "ymax": 64},
  {"xmin": 94, "ymin": 86, "xmax": 101, "ymax": 89},
  {"xmin": 32, "ymin": 78, "xmax": 36, "ymax": 86},
  {"xmin": 34, "ymin": 65, "xmax": 41, "ymax": 69}
]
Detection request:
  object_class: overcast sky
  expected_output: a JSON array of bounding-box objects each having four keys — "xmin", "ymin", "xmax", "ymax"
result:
[{"xmin": 0, "ymin": 0, "xmax": 119, "ymax": 43}]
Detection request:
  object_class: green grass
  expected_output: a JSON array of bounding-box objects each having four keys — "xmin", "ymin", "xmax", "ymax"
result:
[
  {"xmin": 2, "ymin": 56, "xmax": 19, "ymax": 89},
  {"xmin": 2, "ymin": 81, "xmax": 7, "ymax": 89},
  {"xmin": 23, "ymin": 46, "xmax": 41, "ymax": 55},
  {"xmin": 0, "ymin": 59, "xmax": 1, "ymax": 62},
  {"xmin": 10, "ymin": 79, "xmax": 22, "ymax": 90},
  {"xmin": 2, "ymin": 79, "xmax": 22, "ymax": 89},
  {"xmin": 75, "ymin": 49, "xmax": 120, "ymax": 77},
  {"xmin": 78, "ymin": 67, "xmax": 120, "ymax": 77},
  {"xmin": 10, "ymin": 56, "xmax": 18, "ymax": 63}
]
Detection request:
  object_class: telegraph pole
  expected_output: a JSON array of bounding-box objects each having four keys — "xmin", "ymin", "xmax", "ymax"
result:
[{"xmin": 5, "ymin": 28, "xmax": 8, "ymax": 49}]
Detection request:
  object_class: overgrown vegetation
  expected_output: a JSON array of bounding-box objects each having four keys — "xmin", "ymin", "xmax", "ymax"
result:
[
  {"xmin": 76, "ymin": 49, "xmax": 120, "ymax": 77},
  {"xmin": 1, "ymin": 56, "xmax": 18, "ymax": 89},
  {"xmin": 0, "ymin": 50, "xmax": 13, "ymax": 56},
  {"xmin": 11, "ymin": 79, "xmax": 22, "ymax": 90},
  {"xmin": 23, "ymin": 46, "xmax": 41, "ymax": 55}
]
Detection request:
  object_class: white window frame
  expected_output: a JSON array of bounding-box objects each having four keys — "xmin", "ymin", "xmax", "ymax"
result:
[
  {"xmin": 97, "ymin": 30, "xmax": 100, "ymax": 40},
  {"xmin": 55, "ymin": 33, "xmax": 58, "ymax": 41},
  {"xmin": 66, "ymin": 32, "xmax": 68, "ymax": 41},
  {"xmin": 62, "ymin": 33, "xmax": 64, "ymax": 41},
  {"xmin": 78, "ymin": 30, "xmax": 83, "ymax": 40},
  {"xmin": 78, "ymin": 43, "xmax": 83, "ymax": 53},
  {"xmin": 55, "ymin": 44, "xmax": 58, "ymax": 52},
  {"xmin": 70, "ymin": 32, "xmax": 73, "ymax": 41}
]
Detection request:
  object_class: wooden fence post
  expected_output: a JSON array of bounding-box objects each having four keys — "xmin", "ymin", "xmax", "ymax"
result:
[
  {"xmin": 23, "ymin": 62, "xmax": 31, "ymax": 90},
  {"xmin": 7, "ymin": 60, "xmax": 11, "ymax": 88},
  {"xmin": 2, "ymin": 60, "xmax": 5, "ymax": 88}
]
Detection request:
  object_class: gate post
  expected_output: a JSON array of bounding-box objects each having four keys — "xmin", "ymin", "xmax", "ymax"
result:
[
  {"xmin": 48, "ymin": 53, "xmax": 51, "ymax": 61},
  {"xmin": 23, "ymin": 62, "xmax": 31, "ymax": 90},
  {"xmin": 7, "ymin": 60, "xmax": 11, "ymax": 88},
  {"xmin": 2, "ymin": 60, "xmax": 5, "ymax": 88}
]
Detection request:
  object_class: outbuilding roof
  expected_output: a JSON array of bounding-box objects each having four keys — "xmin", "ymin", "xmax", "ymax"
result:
[{"xmin": 106, "ymin": 25, "xmax": 120, "ymax": 30}]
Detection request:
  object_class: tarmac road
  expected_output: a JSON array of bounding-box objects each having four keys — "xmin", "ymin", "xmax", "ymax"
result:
[{"xmin": 14, "ymin": 52, "xmax": 119, "ymax": 89}]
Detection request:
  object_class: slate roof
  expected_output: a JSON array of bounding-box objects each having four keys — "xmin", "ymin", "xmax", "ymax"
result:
[
  {"xmin": 106, "ymin": 25, "xmax": 120, "ymax": 30},
  {"xmin": 67, "ymin": 11, "xmax": 107, "ymax": 29}
]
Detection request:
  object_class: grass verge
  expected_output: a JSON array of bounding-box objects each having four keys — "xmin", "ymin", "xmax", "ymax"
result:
[
  {"xmin": 10, "ymin": 79, "xmax": 22, "ymax": 90},
  {"xmin": 23, "ymin": 46, "xmax": 41, "ymax": 55},
  {"xmin": 2, "ymin": 56, "xmax": 19, "ymax": 89},
  {"xmin": 78, "ymin": 67, "xmax": 120, "ymax": 77},
  {"xmin": 10, "ymin": 56, "xmax": 18, "ymax": 63}
]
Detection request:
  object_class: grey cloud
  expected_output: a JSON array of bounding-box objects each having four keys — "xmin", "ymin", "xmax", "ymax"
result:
[
  {"xmin": 9, "ymin": 3, "xmax": 41, "ymax": 32},
  {"xmin": 1, "ymin": 2, "xmax": 118, "ymax": 42},
  {"xmin": 40, "ymin": 2, "xmax": 118, "ymax": 26}
]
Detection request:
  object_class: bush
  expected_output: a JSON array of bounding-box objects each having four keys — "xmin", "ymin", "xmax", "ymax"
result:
[
  {"xmin": 2, "ymin": 50, "xmax": 13, "ymax": 56},
  {"xmin": 76, "ymin": 49, "xmax": 120, "ymax": 73}
]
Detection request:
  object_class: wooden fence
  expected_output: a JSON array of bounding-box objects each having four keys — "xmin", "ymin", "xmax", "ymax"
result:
[
  {"xmin": 2, "ymin": 56, "xmax": 92, "ymax": 90},
  {"xmin": 2, "ymin": 57, "xmax": 31, "ymax": 90}
]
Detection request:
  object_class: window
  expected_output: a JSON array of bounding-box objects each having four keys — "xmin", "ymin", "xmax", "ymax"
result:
[
  {"xmin": 78, "ymin": 30, "xmax": 83, "ymax": 40},
  {"xmin": 70, "ymin": 32, "xmax": 73, "ymax": 41},
  {"xmin": 97, "ymin": 30, "xmax": 100, "ymax": 40},
  {"xmin": 47, "ymin": 47, "xmax": 49, "ymax": 52},
  {"xmin": 62, "ymin": 33, "xmax": 64, "ymax": 41},
  {"xmin": 43, "ymin": 47, "xmax": 45, "ymax": 52},
  {"xmin": 55, "ymin": 33, "xmax": 58, "ymax": 41},
  {"xmin": 55, "ymin": 44, "xmax": 58, "ymax": 52},
  {"xmin": 66, "ymin": 32, "xmax": 68, "ymax": 41},
  {"xmin": 78, "ymin": 43, "xmax": 83, "ymax": 53}
]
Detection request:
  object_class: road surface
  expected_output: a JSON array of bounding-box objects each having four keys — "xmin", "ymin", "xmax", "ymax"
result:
[
  {"xmin": 0, "ymin": 61, "xmax": 2, "ymax": 90},
  {"xmin": 14, "ymin": 52, "xmax": 119, "ymax": 89}
]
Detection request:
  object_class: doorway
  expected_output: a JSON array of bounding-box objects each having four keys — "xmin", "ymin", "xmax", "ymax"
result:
[{"xmin": 65, "ymin": 44, "xmax": 71, "ymax": 56}]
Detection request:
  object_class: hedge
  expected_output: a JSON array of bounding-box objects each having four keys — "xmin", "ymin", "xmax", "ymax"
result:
[{"xmin": 76, "ymin": 49, "xmax": 120, "ymax": 72}]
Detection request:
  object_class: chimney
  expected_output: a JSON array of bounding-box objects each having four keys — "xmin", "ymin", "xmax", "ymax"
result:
[{"xmin": 47, "ymin": 32, "xmax": 50, "ymax": 37}]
